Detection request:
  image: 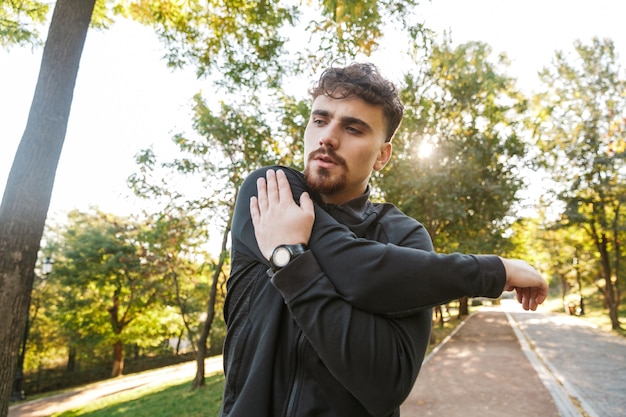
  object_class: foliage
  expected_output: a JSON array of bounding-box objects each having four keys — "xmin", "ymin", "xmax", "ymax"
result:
[
  {"xmin": 311, "ymin": 0, "xmax": 422, "ymax": 57},
  {"xmin": 0, "ymin": 0, "xmax": 49, "ymax": 48},
  {"xmin": 379, "ymin": 39, "xmax": 527, "ymax": 254},
  {"xmin": 26, "ymin": 211, "xmax": 215, "ymax": 380},
  {"xmin": 509, "ymin": 218, "xmax": 599, "ymax": 304},
  {"xmin": 47, "ymin": 210, "xmax": 188, "ymax": 376},
  {"xmin": 532, "ymin": 37, "xmax": 626, "ymax": 329},
  {"xmin": 115, "ymin": 0, "xmax": 296, "ymax": 87},
  {"xmin": 114, "ymin": 0, "xmax": 423, "ymax": 89}
]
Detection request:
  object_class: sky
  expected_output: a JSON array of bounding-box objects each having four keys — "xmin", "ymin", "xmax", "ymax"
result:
[{"xmin": 1, "ymin": 0, "xmax": 625, "ymax": 224}]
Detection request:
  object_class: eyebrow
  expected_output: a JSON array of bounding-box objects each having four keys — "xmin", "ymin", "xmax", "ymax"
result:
[{"xmin": 311, "ymin": 109, "xmax": 373, "ymax": 132}]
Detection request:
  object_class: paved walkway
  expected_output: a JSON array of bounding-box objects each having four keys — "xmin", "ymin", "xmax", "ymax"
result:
[
  {"xmin": 402, "ymin": 301, "xmax": 626, "ymax": 416},
  {"xmin": 9, "ymin": 303, "xmax": 626, "ymax": 416},
  {"xmin": 510, "ymin": 307, "xmax": 626, "ymax": 417}
]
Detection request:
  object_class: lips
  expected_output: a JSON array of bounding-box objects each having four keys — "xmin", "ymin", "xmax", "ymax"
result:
[
  {"xmin": 310, "ymin": 149, "xmax": 342, "ymax": 168},
  {"xmin": 316, "ymin": 154, "xmax": 337, "ymax": 164}
]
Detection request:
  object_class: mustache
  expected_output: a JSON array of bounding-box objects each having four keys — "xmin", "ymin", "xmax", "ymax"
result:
[{"xmin": 308, "ymin": 148, "xmax": 347, "ymax": 167}]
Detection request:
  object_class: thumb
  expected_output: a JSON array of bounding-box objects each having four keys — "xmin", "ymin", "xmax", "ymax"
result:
[{"xmin": 299, "ymin": 192, "xmax": 315, "ymax": 215}]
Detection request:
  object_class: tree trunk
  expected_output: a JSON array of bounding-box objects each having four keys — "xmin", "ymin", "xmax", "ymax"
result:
[
  {"xmin": 192, "ymin": 244, "xmax": 226, "ymax": 389},
  {"xmin": 111, "ymin": 340, "xmax": 124, "ymax": 378},
  {"xmin": 457, "ymin": 296, "xmax": 469, "ymax": 317},
  {"xmin": 192, "ymin": 203, "xmax": 234, "ymax": 389},
  {"xmin": 0, "ymin": 1, "xmax": 95, "ymax": 414},
  {"xmin": 66, "ymin": 344, "xmax": 77, "ymax": 373},
  {"xmin": 597, "ymin": 233, "xmax": 621, "ymax": 330}
]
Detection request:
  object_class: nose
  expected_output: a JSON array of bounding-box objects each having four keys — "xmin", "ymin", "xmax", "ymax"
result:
[{"xmin": 319, "ymin": 126, "xmax": 339, "ymax": 149}]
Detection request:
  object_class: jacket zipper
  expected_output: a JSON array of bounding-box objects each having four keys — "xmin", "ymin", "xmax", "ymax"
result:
[{"xmin": 285, "ymin": 331, "xmax": 307, "ymax": 417}]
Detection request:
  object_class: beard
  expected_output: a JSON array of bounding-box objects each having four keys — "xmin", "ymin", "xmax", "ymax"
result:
[{"xmin": 304, "ymin": 149, "xmax": 348, "ymax": 195}]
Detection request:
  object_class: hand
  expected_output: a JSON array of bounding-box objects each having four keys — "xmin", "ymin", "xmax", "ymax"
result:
[
  {"xmin": 500, "ymin": 258, "xmax": 548, "ymax": 311},
  {"xmin": 250, "ymin": 169, "xmax": 315, "ymax": 260}
]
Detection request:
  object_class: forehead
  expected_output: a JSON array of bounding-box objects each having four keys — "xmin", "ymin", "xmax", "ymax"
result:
[{"xmin": 311, "ymin": 95, "xmax": 386, "ymax": 129}]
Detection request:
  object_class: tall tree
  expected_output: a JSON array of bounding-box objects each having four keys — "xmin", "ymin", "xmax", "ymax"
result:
[
  {"xmin": 532, "ymin": 37, "xmax": 626, "ymax": 329},
  {"xmin": 52, "ymin": 210, "xmax": 175, "ymax": 377},
  {"xmin": 0, "ymin": 1, "xmax": 96, "ymax": 413},
  {"xmin": 380, "ymin": 40, "xmax": 527, "ymax": 253}
]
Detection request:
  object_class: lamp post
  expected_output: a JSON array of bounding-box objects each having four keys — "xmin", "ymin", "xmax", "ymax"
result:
[
  {"xmin": 43, "ymin": 256, "xmax": 53, "ymax": 276},
  {"xmin": 11, "ymin": 257, "xmax": 53, "ymax": 402}
]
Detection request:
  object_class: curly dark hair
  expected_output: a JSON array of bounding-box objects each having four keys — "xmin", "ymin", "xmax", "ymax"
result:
[{"xmin": 309, "ymin": 62, "xmax": 404, "ymax": 142}]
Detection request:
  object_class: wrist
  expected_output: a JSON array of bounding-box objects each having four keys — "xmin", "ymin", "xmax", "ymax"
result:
[{"xmin": 269, "ymin": 243, "xmax": 307, "ymax": 272}]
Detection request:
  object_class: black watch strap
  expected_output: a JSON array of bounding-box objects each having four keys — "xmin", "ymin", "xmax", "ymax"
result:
[{"xmin": 269, "ymin": 243, "xmax": 307, "ymax": 273}]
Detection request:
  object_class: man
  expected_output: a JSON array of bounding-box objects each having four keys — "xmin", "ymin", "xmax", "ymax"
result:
[{"xmin": 220, "ymin": 63, "xmax": 547, "ymax": 417}]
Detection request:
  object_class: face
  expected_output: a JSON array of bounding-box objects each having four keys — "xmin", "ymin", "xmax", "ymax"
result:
[{"xmin": 303, "ymin": 94, "xmax": 392, "ymax": 205}]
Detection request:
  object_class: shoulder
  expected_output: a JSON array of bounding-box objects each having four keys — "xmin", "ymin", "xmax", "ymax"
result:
[
  {"xmin": 240, "ymin": 165, "xmax": 305, "ymax": 194},
  {"xmin": 369, "ymin": 201, "xmax": 423, "ymax": 228},
  {"xmin": 369, "ymin": 201, "xmax": 433, "ymax": 250},
  {"xmin": 243, "ymin": 165, "xmax": 304, "ymax": 184}
]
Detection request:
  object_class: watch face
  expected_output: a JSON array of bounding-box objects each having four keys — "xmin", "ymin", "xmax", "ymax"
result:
[{"xmin": 273, "ymin": 247, "xmax": 291, "ymax": 268}]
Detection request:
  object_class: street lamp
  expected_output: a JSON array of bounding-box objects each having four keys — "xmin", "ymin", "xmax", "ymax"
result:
[
  {"xmin": 43, "ymin": 256, "xmax": 53, "ymax": 275},
  {"xmin": 11, "ymin": 257, "xmax": 53, "ymax": 402}
]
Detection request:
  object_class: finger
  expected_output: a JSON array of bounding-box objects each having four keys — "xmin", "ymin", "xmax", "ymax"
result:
[
  {"xmin": 265, "ymin": 169, "xmax": 279, "ymax": 202},
  {"xmin": 523, "ymin": 289, "xmax": 531, "ymax": 311},
  {"xmin": 256, "ymin": 176, "xmax": 268, "ymax": 211},
  {"xmin": 276, "ymin": 169, "xmax": 294, "ymax": 203},
  {"xmin": 528, "ymin": 294, "xmax": 536, "ymax": 311},
  {"xmin": 299, "ymin": 191, "xmax": 315, "ymax": 215},
  {"xmin": 532, "ymin": 287, "xmax": 544, "ymax": 310},
  {"xmin": 518, "ymin": 288, "xmax": 529, "ymax": 310},
  {"xmin": 537, "ymin": 282, "xmax": 548, "ymax": 304},
  {"xmin": 250, "ymin": 196, "xmax": 260, "ymax": 227}
]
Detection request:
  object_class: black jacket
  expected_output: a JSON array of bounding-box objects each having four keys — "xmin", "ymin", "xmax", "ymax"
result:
[{"xmin": 220, "ymin": 166, "xmax": 506, "ymax": 417}]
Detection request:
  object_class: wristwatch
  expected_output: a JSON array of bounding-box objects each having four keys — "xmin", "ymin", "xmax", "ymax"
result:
[{"xmin": 269, "ymin": 243, "xmax": 307, "ymax": 272}]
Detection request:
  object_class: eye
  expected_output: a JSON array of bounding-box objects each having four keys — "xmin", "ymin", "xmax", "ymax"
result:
[
  {"xmin": 312, "ymin": 118, "xmax": 326, "ymax": 126},
  {"xmin": 346, "ymin": 126, "xmax": 362, "ymax": 135}
]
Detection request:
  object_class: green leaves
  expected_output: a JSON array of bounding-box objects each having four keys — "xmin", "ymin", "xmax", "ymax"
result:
[
  {"xmin": 533, "ymin": 37, "xmax": 625, "ymax": 216},
  {"xmin": 43, "ymin": 210, "xmax": 198, "ymax": 370},
  {"xmin": 380, "ymin": 39, "xmax": 525, "ymax": 254},
  {"xmin": 0, "ymin": 0, "xmax": 49, "ymax": 48},
  {"xmin": 532, "ymin": 37, "xmax": 625, "ymax": 329}
]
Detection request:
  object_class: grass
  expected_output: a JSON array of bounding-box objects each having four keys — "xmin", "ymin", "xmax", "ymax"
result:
[{"xmin": 52, "ymin": 374, "xmax": 225, "ymax": 417}]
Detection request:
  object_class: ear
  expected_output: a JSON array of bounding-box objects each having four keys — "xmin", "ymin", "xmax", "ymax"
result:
[{"xmin": 373, "ymin": 142, "xmax": 392, "ymax": 171}]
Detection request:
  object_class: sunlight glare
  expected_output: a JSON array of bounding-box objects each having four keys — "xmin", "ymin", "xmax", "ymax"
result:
[{"xmin": 418, "ymin": 137, "xmax": 435, "ymax": 159}]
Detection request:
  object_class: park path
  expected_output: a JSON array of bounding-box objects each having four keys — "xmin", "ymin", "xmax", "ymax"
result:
[
  {"xmin": 510, "ymin": 306, "xmax": 626, "ymax": 417},
  {"xmin": 402, "ymin": 301, "xmax": 626, "ymax": 416}
]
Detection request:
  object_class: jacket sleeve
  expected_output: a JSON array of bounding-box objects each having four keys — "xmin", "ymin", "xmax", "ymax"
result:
[
  {"xmin": 232, "ymin": 166, "xmax": 506, "ymax": 315},
  {"xmin": 310, "ymin": 215, "xmax": 505, "ymax": 315}
]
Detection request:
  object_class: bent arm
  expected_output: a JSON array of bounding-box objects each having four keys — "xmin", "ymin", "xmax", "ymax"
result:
[{"xmin": 232, "ymin": 166, "xmax": 505, "ymax": 315}]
